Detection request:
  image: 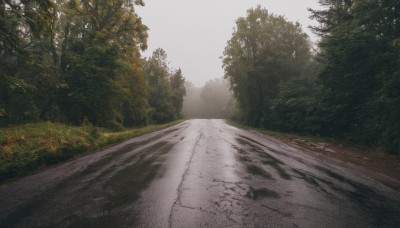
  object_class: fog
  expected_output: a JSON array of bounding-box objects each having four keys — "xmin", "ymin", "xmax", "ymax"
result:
[
  {"xmin": 183, "ymin": 78, "xmax": 235, "ymax": 119},
  {"xmin": 136, "ymin": 0, "xmax": 321, "ymax": 87}
]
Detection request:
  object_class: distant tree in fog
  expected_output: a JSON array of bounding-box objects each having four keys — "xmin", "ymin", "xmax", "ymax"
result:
[
  {"xmin": 201, "ymin": 79, "xmax": 233, "ymax": 119},
  {"xmin": 183, "ymin": 78, "xmax": 234, "ymax": 119},
  {"xmin": 182, "ymin": 82, "xmax": 206, "ymax": 118}
]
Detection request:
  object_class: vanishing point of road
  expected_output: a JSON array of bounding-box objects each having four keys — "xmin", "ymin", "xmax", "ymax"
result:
[{"xmin": 0, "ymin": 120, "xmax": 399, "ymax": 227}]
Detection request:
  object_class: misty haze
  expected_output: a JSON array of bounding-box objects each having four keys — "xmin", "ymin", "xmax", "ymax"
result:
[{"xmin": 1, "ymin": 0, "xmax": 399, "ymax": 227}]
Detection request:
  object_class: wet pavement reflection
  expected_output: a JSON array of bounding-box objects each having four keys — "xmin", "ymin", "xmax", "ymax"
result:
[{"xmin": 0, "ymin": 120, "xmax": 399, "ymax": 227}]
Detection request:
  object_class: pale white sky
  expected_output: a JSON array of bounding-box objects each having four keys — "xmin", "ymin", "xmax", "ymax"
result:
[{"xmin": 136, "ymin": 0, "xmax": 321, "ymax": 87}]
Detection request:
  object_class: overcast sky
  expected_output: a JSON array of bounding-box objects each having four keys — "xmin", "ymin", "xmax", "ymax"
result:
[{"xmin": 136, "ymin": 0, "xmax": 322, "ymax": 87}]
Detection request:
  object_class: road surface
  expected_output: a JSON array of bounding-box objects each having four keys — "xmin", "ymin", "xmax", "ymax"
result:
[{"xmin": 0, "ymin": 120, "xmax": 399, "ymax": 227}]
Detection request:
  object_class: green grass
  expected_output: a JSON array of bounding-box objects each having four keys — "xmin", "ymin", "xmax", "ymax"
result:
[{"xmin": 0, "ymin": 120, "xmax": 183, "ymax": 183}]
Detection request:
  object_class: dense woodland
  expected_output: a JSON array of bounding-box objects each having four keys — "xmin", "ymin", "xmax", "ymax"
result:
[
  {"xmin": 223, "ymin": 2, "xmax": 400, "ymax": 154},
  {"xmin": 0, "ymin": 0, "xmax": 185, "ymax": 130},
  {"xmin": 1, "ymin": 0, "xmax": 399, "ymax": 154}
]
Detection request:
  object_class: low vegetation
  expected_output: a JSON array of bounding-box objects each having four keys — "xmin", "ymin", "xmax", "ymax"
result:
[{"xmin": 0, "ymin": 121, "xmax": 182, "ymax": 183}]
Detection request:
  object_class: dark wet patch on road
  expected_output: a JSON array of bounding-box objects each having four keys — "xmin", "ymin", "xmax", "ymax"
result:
[
  {"xmin": 66, "ymin": 141, "xmax": 174, "ymax": 227},
  {"xmin": 2, "ymin": 140, "xmax": 175, "ymax": 227},
  {"xmin": 120, "ymin": 141, "xmax": 171, "ymax": 166},
  {"xmin": 238, "ymin": 135, "xmax": 293, "ymax": 159},
  {"xmin": 290, "ymin": 167, "xmax": 400, "ymax": 226},
  {"xmin": 291, "ymin": 166, "xmax": 376, "ymax": 201},
  {"xmin": 246, "ymin": 164, "xmax": 275, "ymax": 180},
  {"xmin": 75, "ymin": 139, "xmax": 159, "ymax": 179},
  {"xmin": 238, "ymin": 133, "xmax": 400, "ymax": 220},
  {"xmin": 291, "ymin": 168, "xmax": 323, "ymax": 191},
  {"xmin": 235, "ymin": 147, "xmax": 249, "ymax": 155},
  {"xmin": 233, "ymin": 134, "xmax": 400, "ymax": 226},
  {"xmin": 237, "ymin": 134, "xmax": 314, "ymax": 167},
  {"xmin": 234, "ymin": 137, "xmax": 291, "ymax": 180},
  {"xmin": 238, "ymin": 155, "xmax": 252, "ymax": 162},
  {"xmin": 62, "ymin": 214, "xmax": 123, "ymax": 228},
  {"xmin": 161, "ymin": 127, "xmax": 181, "ymax": 135},
  {"xmin": 314, "ymin": 165, "xmax": 351, "ymax": 185},
  {"xmin": 262, "ymin": 160, "xmax": 291, "ymax": 180},
  {"xmin": 113, "ymin": 127, "xmax": 179, "ymax": 155},
  {"xmin": 77, "ymin": 128, "xmax": 180, "ymax": 178},
  {"xmin": 247, "ymin": 187, "xmax": 280, "ymax": 199},
  {"xmin": 73, "ymin": 140, "xmax": 173, "ymax": 191},
  {"xmin": 104, "ymin": 142, "xmax": 173, "ymax": 211},
  {"xmin": 261, "ymin": 204, "xmax": 292, "ymax": 217}
]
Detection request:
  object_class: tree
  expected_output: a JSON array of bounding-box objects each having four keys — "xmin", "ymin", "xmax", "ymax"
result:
[
  {"xmin": 267, "ymin": 61, "xmax": 323, "ymax": 133},
  {"xmin": 0, "ymin": 0, "xmax": 56, "ymax": 124},
  {"xmin": 59, "ymin": 0, "xmax": 148, "ymax": 129},
  {"xmin": 223, "ymin": 6, "xmax": 311, "ymax": 126},
  {"xmin": 310, "ymin": 0, "xmax": 400, "ymax": 153},
  {"xmin": 144, "ymin": 48, "xmax": 186, "ymax": 123},
  {"xmin": 1, "ymin": 0, "xmax": 186, "ymax": 129},
  {"xmin": 200, "ymin": 78, "xmax": 233, "ymax": 119},
  {"xmin": 170, "ymin": 69, "xmax": 186, "ymax": 118}
]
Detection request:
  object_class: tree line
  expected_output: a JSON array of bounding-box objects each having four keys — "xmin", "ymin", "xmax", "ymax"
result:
[
  {"xmin": 0, "ymin": 0, "xmax": 185, "ymax": 130},
  {"xmin": 223, "ymin": 2, "xmax": 400, "ymax": 154}
]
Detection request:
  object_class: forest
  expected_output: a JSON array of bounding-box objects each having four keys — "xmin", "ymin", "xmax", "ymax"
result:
[
  {"xmin": 0, "ymin": 0, "xmax": 185, "ymax": 130},
  {"xmin": 1, "ymin": 0, "xmax": 399, "ymax": 155},
  {"xmin": 223, "ymin": 2, "xmax": 400, "ymax": 154}
]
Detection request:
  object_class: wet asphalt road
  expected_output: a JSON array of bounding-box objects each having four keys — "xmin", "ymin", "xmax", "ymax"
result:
[{"xmin": 0, "ymin": 119, "xmax": 399, "ymax": 228}]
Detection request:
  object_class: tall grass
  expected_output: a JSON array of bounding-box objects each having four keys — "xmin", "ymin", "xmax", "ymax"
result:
[{"xmin": 0, "ymin": 121, "xmax": 182, "ymax": 183}]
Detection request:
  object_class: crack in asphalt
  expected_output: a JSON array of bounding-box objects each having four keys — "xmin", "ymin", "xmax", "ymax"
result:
[
  {"xmin": 2, "ymin": 120, "xmax": 400, "ymax": 227},
  {"xmin": 167, "ymin": 132, "xmax": 203, "ymax": 228},
  {"xmin": 210, "ymin": 179, "xmax": 252, "ymax": 225},
  {"xmin": 167, "ymin": 128, "xmax": 248, "ymax": 227},
  {"xmin": 179, "ymin": 203, "xmax": 218, "ymax": 215}
]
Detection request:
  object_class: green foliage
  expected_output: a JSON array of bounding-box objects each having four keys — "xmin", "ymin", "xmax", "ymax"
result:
[
  {"xmin": 170, "ymin": 69, "xmax": 186, "ymax": 117},
  {"xmin": 58, "ymin": 0, "xmax": 149, "ymax": 129},
  {"xmin": 223, "ymin": 5, "xmax": 311, "ymax": 126},
  {"xmin": 144, "ymin": 49, "xmax": 186, "ymax": 123},
  {"xmin": 266, "ymin": 61, "xmax": 323, "ymax": 134},
  {"xmin": 309, "ymin": 0, "xmax": 400, "ymax": 153},
  {"xmin": 0, "ymin": 0, "xmax": 59, "ymax": 124},
  {"xmin": 0, "ymin": 0, "xmax": 185, "ymax": 132},
  {"xmin": 225, "ymin": 2, "xmax": 400, "ymax": 154}
]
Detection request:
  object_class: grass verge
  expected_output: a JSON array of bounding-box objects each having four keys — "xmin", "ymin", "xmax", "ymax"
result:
[{"xmin": 0, "ymin": 120, "xmax": 183, "ymax": 183}]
